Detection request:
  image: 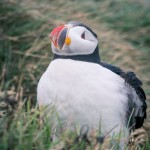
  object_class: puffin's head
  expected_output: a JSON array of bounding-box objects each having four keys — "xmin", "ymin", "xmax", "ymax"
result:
[{"xmin": 49, "ymin": 21, "xmax": 98, "ymax": 56}]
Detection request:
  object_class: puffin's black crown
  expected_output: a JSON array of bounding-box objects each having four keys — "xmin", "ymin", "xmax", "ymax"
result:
[{"xmin": 67, "ymin": 21, "xmax": 97, "ymax": 38}]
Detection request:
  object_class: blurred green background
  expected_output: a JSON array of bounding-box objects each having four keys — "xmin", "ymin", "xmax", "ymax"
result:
[{"xmin": 0, "ymin": 0, "xmax": 150, "ymax": 149}]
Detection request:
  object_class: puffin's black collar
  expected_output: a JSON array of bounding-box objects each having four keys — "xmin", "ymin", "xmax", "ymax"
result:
[{"xmin": 53, "ymin": 46, "xmax": 100, "ymax": 64}]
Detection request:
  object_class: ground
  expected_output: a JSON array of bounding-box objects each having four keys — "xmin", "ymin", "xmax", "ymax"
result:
[{"xmin": 0, "ymin": 0, "xmax": 150, "ymax": 149}]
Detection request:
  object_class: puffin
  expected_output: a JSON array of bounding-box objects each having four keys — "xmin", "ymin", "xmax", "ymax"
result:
[{"xmin": 37, "ymin": 21, "xmax": 147, "ymax": 145}]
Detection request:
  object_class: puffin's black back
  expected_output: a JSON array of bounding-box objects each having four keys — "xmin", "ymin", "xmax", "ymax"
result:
[{"xmin": 101, "ymin": 62, "xmax": 147, "ymax": 129}]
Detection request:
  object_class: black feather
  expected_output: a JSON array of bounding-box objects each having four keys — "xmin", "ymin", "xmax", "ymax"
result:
[{"xmin": 101, "ymin": 62, "xmax": 147, "ymax": 129}]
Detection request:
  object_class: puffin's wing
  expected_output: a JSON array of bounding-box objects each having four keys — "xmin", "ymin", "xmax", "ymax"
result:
[{"xmin": 101, "ymin": 62, "xmax": 147, "ymax": 128}]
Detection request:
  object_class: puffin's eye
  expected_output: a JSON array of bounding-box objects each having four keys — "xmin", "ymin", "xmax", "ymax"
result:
[{"xmin": 81, "ymin": 31, "xmax": 85, "ymax": 39}]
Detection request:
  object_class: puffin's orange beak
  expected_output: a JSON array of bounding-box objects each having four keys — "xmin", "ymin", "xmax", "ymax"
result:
[{"xmin": 49, "ymin": 25, "xmax": 71, "ymax": 50}]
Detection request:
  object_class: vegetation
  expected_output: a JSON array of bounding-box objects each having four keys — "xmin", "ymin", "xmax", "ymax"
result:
[{"xmin": 0, "ymin": 0, "xmax": 149, "ymax": 149}]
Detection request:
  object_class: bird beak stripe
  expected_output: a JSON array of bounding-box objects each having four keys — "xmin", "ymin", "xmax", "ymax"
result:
[
  {"xmin": 49, "ymin": 25, "xmax": 65, "ymax": 48},
  {"xmin": 50, "ymin": 25, "xmax": 71, "ymax": 50}
]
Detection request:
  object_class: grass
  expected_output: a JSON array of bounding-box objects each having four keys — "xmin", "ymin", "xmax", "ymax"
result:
[
  {"xmin": 0, "ymin": 101, "xmax": 53, "ymax": 150},
  {"xmin": 0, "ymin": 0, "xmax": 150, "ymax": 149},
  {"xmin": 0, "ymin": 99, "xmax": 149, "ymax": 150},
  {"xmin": 75, "ymin": 0, "xmax": 150, "ymax": 49},
  {"xmin": 0, "ymin": 0, "xmax": 52, "ymax": 104}
]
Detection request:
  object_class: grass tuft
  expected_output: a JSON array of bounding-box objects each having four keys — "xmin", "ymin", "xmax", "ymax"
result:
[{"xmin": 0, "ymin": 0, "xmax": 149, "ymax": 149}]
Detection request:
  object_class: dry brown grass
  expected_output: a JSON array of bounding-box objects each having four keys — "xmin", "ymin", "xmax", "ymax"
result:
[{"xmin": 0, "ymin": 0, "xmax": 149, "ymax": 149}]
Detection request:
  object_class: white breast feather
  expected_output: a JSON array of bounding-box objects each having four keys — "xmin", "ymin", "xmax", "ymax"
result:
[{"xmin": 37, "ymin": 59, "xmax": 130, "ymax": 136}]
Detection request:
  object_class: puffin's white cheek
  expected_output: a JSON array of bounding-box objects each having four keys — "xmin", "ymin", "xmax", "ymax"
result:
[{"xmin": 69, "ymin": 38, "xmax": 98, "ymax": 55}]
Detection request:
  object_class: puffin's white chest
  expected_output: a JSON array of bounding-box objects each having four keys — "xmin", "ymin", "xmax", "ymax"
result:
[{"xmin": 37, "ymin": 59, "xmax": 128, "ymax": 134}]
